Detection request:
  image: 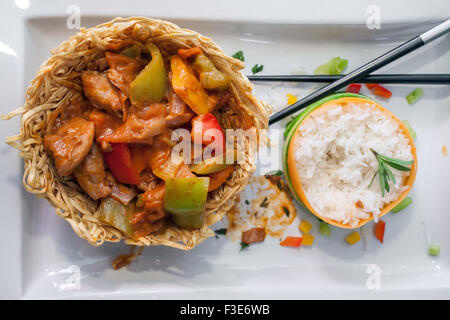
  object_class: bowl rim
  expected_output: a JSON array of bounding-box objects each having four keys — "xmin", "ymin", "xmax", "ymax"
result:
[{"xmin": 284, "ymin": 94, "xmax": 418, "ymax": 229}]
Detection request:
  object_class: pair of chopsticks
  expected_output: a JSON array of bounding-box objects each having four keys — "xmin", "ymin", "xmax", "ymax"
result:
[{"xmin": 264, "ymin": 19, "xmax": 450, "ymax": 125}]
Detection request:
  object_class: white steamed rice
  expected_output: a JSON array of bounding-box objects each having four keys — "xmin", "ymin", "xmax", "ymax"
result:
[{"xmin": 294, "ymin": 101, "xmax": 413, "ymax": 227}]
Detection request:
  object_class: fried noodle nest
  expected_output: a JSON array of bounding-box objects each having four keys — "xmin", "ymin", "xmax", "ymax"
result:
[{"xmin": 1, "ymin": 17, "xmax": 270, "ymax": 249}]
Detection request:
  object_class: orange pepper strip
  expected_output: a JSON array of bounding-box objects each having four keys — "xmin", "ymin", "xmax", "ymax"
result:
[
  {"xmin": 170, "ymin": 55, "xmax": 217, "ymax": 115},
  {"xmin": 207, "ymin": 165, "xmax": 235, "ymax": 191},
  {"xmin": 280, "ymin": 236, "xmax": 303, "ymax": 247},
  {"xmin": 177, "ymin": 47, "xmax": 202, "ymax": 59},
  {"xmin": 374, "ymin": 220, "xmax": 386, "ymax": 244}
]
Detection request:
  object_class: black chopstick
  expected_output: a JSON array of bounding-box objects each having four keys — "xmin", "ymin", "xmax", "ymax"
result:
[
  {"xmin": 249, "ymin": 74, "xmax": 450, "ymax": 84},
  {"xmin": 269, "ymin": 19, "xmax": 450, "ymax": 125}
]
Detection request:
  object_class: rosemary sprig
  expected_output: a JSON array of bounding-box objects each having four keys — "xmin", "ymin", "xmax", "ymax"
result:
[{"xmin": 368, "ymin": 148, "xmax": 414, "ymax": 197}]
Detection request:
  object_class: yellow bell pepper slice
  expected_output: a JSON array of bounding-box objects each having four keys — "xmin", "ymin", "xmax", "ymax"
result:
[
  {"xmin": 302, "ymin": 234, "xmax": 314, "ymax": 246},
  {"xmin": 298, "ymin": 220, "xmax": 312, "ymax": 234},
  {"xmin": 345, "ymin": 231, "xmax": 361, "ymax": 245},
  {"xmin": 170, "ymin": 55, "xmax": 217, "ymax": 115}
]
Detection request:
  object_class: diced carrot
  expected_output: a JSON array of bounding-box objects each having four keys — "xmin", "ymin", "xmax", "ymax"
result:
[
  {"xmin": 280, "ymin": 236, "xmax": 302, "ymax": 247},
  {"xmin": 365, "ymin": 83, "xmax": 378, "ymax": 90},
  {"xmin": 374, "ymin": 220, "xmax": 386, "ymax": 244},
  {"xmin": 372, "ymin": 85, "xmax": 392, "ymax": 99}
]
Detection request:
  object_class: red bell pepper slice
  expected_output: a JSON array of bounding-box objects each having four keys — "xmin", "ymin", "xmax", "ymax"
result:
[
  {"xmin": 208, "ymin": 165, "xmax": 235, "ymax": 191},
  {"xmin": 103, "ymin": 143, "xmax": 140, "ymax": 185},
  {"xmin": 374, "ymin": 220, "xmax": 386, "ymax": 243},
  {"xmin": 372, "ymin": 85, "xmax": 392, "ymax": 99},
  {"xmin": 280, "ymin": 236, "xmax": 303, "ymax": 247},
  {"xmin": 191, "ymin": 112, "xmax": 225, "ymax": 150},
  {"xmin": 346, "ymin": 83, "xmax": 362, "ymax": 94},
  {"xmin": 365, "ymin": 83, "xmax": 378, "ymax": 90},
  {"xmin": 365, "ymin": 83, "xmax": 392, "ymax": 99}
]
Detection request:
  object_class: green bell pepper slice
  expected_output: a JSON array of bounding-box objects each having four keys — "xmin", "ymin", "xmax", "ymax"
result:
[
  {"xmin": 314, "ymin": 57, "xmax": 348, "ymax": 75},
  {"xmin": 130, "ymin": 43, "xmax": 167, "ymax": 105},
  {"xmin": 193, "ymin": 54, "xmax": 231, "ymax": 90},
  {"xmin": 163, "ymin": 177, "xmax": 210, "ymax": 229},
  {"xmin": 98, "ymin": 197, "xmax": 135, "ymax": 236}
]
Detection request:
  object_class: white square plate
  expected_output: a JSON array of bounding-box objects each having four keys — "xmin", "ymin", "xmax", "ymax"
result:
[{"xmin": 0, "ymin": 0, "xmax": 449, "ymax": 299}]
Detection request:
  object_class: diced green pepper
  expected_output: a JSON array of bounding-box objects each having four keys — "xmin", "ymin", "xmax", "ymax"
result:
[
  {"xmin": 121, "ymin": 45, "xmax": 142, "ymax": 59},
  {"xmin": 193, "ymin": 54, "xmax": 231, "ymax": 90},
  {"xmin": 391, "ymin": 196, "xmax": 413, "ymax": 213},
  {"xmin": 406, "ymin": 88, "xmax": 424, "ymax": 105},
  {"xmin": 130, "ymin": 43, "xmax": 166, "ymax": 105},
  {"xmin": 191, "ymin": 150, "xmax": 235, "ymax": 175},
  {"xmin": 428, "ymin": 244, "xmax": 440, "ymax": 257},
  {"xmin": 163, "ymin": 177, "xmax": 210, "ymax": 229},
  {"xmin": 314, "ymin": 57, "xmax": 348, "ymax": 75},
  {"xmin": 402, "ymin": 120, "xmax": 417, "ymax": 140},
  {"xmin": 97, "ymin": 197, "xmax": 134, "ymax": 236},
  {"xmin": 319, "ymin": 221, "xmax": 331, "ymax": 236}
]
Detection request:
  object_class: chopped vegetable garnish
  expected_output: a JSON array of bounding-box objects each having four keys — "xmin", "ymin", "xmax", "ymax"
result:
[
  {"xmin": 346, "ymin": 83, "xmax": 361, "ymax": 94},
  {"xmin": 260, "ymin": 197, "xmax": 269, "ymax": 208},
  {"xmin": 374, "ymin": 220, "xmax": 386, "ymax": 243},
  {"xmin": 298, "ymin": 220, "xmax": 312, "ymax": 234},
  {"xmin": 265, "ymin": 170, "xmax": 283, "ymax": 176},
  {"xmin": 286, "ymin": 93, "xmax": 298, "ymax": 105},
  {"xmin": 215, "ymin": 228, "xmax": 227, "ymax": 235},
  {"xmin": 245, "ymin": 200, "xmax": 250, "ymax": 205},
  {"xmin": 240, "ymin": 242, "xmax": 250, "ymax": 251},
  {"xmin": 345, "ymin": 231, "xmax": 361, "ymax": 245},
  {"xmin": 402, "ymin": 120, "xmax": 417, "ymax": 140},
  {"xmin": 319, "ymin": 222, "xmax": 331, "ymax": 236},
  {"xmin": 280, "ymin": 236, "xmax": 303, "ymax": 247},
  {"xmin": 232, "ymin": 50, "xmax": 244, "ymax": 62},
  {"xmin": 391, "ymin": 196, "xmax": 413, "ymax": 213},
  {"xmin": 314, "ymin": 57, "xmax": 348, "ymax": 75},
  {"xmin": 365, "ymin": 83, "xmax": 378, "ymax": 90},
  {"xmin": 428, "ymin": 244, "xmax": 440, "ymax": 257},
  {"xmin": 372, "ymin": 84, "xmax": 392, "ymax": 99},
  {"xmin": 251, "ymin": 64, "xmax": 264, "ymax": 75},
  {"xmin": 302, "ymin": 234, "xmax": 314, "ymax": 246},
  {"xmin": 406, "ymin": 88, "xmax": 424, "ymax": 105}
]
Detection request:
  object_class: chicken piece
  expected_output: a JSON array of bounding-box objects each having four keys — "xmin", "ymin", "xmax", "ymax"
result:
[
  {"xmin": 73, "ymin": 144, "xmax": 111, "ymax": 200},
  {"xmin": 105, "ymin": 52, "xmax": 143, "ymax": 97},
  {"xmin": 137, "ymin": 170, "xmax": 159, "ymax": 192},
  {"xmin": 82, "ymin": 71, "xmax": 124, "ymax": 117},
  {"xmin": 105, "ymin": 172, "xmax": 138, "ymax": 206},
  {"xmin": 165, "ymin": 89, "xmax": 195, "ymax": 127},
  {"xmin": 49, "ymin": 100, "xmax": 93, "ymax": 132},
  {"xmin": 131, "ymin": 182, "xmax": 166, "ymax": 238},
  {"xmin": 44, "ymin": 118, "xmax": 95, "ymax": 176},
  {"xmin": 140, "ymin": 183, "xmax": 166, "ymax": 221},
  {"xmin": 88, "ymin": 109, "xmax": 122, "ymax": 151},
  {"xmin": 103, "ymin": 103, "xmax": 167, "ymax": 145},
  {"xmin": 241, "ymin": 227, "xmax": 266, "ymax": 244}
]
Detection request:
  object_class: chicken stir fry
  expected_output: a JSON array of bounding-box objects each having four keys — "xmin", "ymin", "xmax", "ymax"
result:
[{"xmin": 44, "ymin": 43, "xmax": 235, "ymax": 238}]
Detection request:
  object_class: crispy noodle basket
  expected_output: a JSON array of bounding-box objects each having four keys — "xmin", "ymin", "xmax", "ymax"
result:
[{"xmin": 1, "ymin": 17, "xmax": 270, "ymax": 250}]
